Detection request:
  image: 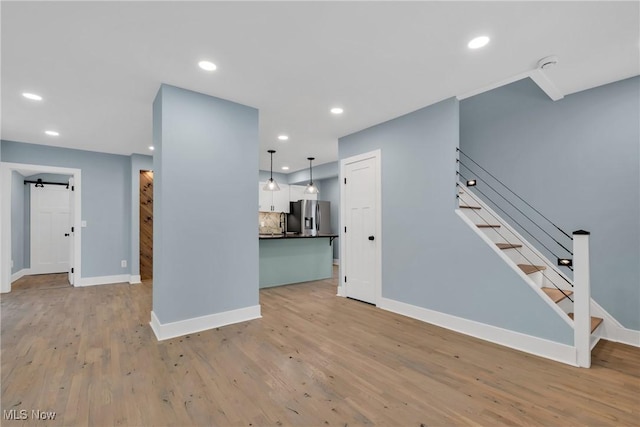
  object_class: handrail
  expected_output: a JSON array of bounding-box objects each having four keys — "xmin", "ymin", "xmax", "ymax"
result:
[{"xmin": 457, "ymin": 148, "xmax": 573, "ymax": 240}]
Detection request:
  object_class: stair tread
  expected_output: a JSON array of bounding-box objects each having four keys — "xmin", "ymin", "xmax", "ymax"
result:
[
  {"xmin": 517, "ymin": 264, "xmax": 547, "ymax": 274},
  {"xmin": 541, "ymin": 287, "xmax": 573, "ymax": 303},
  {"xmin": 568, "ymin": 313, "xmax": 604, "ymax": 333},
  {"xmin": 477, "ymin": 224, "xmax": 501, "ymax": 228},
  {"xmin": 460, "ymin": 205, "xmax": 482, "ymax": 210},
  {"xmin": 496, "ymin": 243, "xmax": 523, "ymax": 250}
]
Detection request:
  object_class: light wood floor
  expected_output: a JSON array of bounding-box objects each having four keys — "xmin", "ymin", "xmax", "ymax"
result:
[{"xmin": 1, "ymin": 271, "xmax": 639, "ymax": 426}]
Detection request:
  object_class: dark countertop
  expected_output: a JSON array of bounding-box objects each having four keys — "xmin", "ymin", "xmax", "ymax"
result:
[{"xmin": 259, "ymin": 233, "xmax": 339, "ymax": 240}]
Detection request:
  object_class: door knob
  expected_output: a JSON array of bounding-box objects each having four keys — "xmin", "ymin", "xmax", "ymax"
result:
[
  {"xmin": 64, "ymin": 233, "xmax": 70, "ymax": 237},
  {"xmin": 368, "ymin": 235, "xmax": 375, "ymax": 241}
]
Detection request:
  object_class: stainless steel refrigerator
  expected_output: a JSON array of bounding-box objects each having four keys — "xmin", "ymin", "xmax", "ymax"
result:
[{"xmin": 288, "ymin": 200, "xmax": 331, "ymax": 236}]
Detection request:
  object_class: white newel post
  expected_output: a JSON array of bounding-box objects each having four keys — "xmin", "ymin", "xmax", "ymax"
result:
[{"xmin": 573, "ymin": 230, "xmax": 591, "ymax": 368}]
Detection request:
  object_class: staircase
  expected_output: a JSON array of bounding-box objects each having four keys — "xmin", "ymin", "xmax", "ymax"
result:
[
  {"xmin": 455, "ymin": 148, "xmax": 611, "ymax": 367},
  {"xmin": 459, "ymin": 188, "xmax": 603, "ymax": 330}
]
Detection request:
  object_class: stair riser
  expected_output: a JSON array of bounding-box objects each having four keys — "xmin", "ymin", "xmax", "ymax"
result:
[
  {"xmin": 526, "ymin": 270, "xmax": 545, "ymax": 287},
  {"xmin": 556, "ymin": 297, "xmax": 573, "ymax": 314},
  {"xmin": 500, "ymin": 248, "xmax": 525, "ymax": 264},
  {"xmin": 475, "ymin": 227, "xmax": 520, "ymax": 244}
]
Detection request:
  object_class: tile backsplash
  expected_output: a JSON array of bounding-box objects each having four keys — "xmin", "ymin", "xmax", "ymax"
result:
[{"xmin": 259, "ymin": 212, "xmax": 284, "ymax": 234}]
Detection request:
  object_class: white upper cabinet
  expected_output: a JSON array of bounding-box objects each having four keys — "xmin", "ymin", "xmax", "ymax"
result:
[
  {"xmin": 259, "ymin": 182, "xmax": 318, "ymax": 212},
  {"xmin": 259, "ymin": 182, "xmax": 290, "ymax": 212}
]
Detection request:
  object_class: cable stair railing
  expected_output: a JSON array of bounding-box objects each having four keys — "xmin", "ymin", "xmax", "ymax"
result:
[{"xmin": 455, "ymin": 148, "xmax": 601, "ymax": 368}]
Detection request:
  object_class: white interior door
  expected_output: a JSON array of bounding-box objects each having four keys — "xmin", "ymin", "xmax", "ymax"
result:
[
  {"xmin": 344, "ymin": 156, "xmax": 378, "ymax": 304},
  {"xmin": 30, "ymin": 184, "xmax": 71, "ymax": 275}
]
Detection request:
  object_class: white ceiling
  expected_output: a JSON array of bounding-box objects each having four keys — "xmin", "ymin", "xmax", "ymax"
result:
[{"xmin": 2, "ymin": 1, "xmax": 638, "ymax": 173}]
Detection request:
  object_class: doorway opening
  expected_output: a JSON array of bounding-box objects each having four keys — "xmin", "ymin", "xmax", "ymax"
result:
[
  {"xmin": 139, "ymin": 170, "xmax": 153, "ymax": 282},
  {"xmin": 1, "ymin": 162, "xmax": 82, "ymax": 293}
]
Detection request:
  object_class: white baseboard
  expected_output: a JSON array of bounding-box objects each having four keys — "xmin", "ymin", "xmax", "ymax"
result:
[
  {"xmin": 129, "ymin": 275, "xmax": 142, "ymax": 284},
  {"xmin": 150, "ymin": 304, "xmax": 262, "ymax": 341},
  {"xmin": 601, "ymin": 326, "xmax": 640, "ymax": 348},
  {"xmin": 333, "ymin": 259, "xmax": 340, "ymax": 266},
  {"xmin": 76, "ymin": 274, "xmax": 131, "ymax": 287},
  {"xmin": 589, "ymin": 298, "xmax": 640, "ymax": 348},
  {"xmin": 378, "ymin": 297, "xmax": 578, "ymax": 367},
  {"xmin": 11, "ymin": 268, "xmax": 31, "ymax": 283}
]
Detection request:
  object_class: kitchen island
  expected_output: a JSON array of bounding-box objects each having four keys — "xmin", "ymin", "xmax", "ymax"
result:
[{"xmin": 259, "ymin": 233, "xmax": 338, "ymax": 288}]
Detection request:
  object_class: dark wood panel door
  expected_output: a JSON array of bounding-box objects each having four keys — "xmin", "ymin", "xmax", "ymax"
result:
[{"xmin": 140, "ymin": 171, "xmax": 153, "ymax": 281}]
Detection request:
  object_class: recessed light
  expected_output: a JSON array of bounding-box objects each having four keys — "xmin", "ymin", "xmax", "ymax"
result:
[
  {"xmin": 468, "ymin": 36, "xmax": 490, "ymax": 49},
  {"xmin": 45, "ymin": 130, "xmax": 59, "ymax": 136},
  {"xmin": 281, "ymin": 166, "xmax": 289, "ymax": 171},
  {"xmin": 198, "ymin": 60, "xmax": 217, "ymax": 71},
  {"xmin": 23, "ymin": 92, "xmax": 43, "ymax": 101},
  {"xmin": 148, "ymin": 146, "xmax": 155, "ymax": 151},
  {"xmin": 278, "ymin": 135, "xmax": 289, "ymax": 141},
  {"xmin": 330, "ymin": 107, "xmax": 344, "ymax": 115}
]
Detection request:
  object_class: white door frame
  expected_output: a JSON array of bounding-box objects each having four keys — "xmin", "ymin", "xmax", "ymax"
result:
[
  {"xmin": 338, "ymin": 149, "xmax": 382, "ymax": 304},
  {"xmin": 0, "ymin": 162, "xmax": 82, "ymax": 293}
]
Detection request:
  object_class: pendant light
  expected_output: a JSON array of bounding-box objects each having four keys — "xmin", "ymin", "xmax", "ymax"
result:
[
  {"xmin": 304, "ymin": 157, "xmax": 319, "ymax": 194},
  {"xmin": 263, "ymin": 150, "xmax": 280, "ymax": 191}
]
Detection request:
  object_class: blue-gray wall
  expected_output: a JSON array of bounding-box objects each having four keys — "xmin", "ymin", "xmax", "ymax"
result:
[
  {"xmin": 258, "ymin": 170, "xmax": 288, "ymax": 184},
  {"xmin": 318, "ymin": 177, "xmax": 340, "ymax": 260},
  {"xmin": 10, "ymin": 171, "xmax": 25, "ymax": 274},
  {"xmin": 130, "ymin": 154, "xmax": 153, "ymax": 278},
  {"xmin": 152, "ymin": 84, "xmax": 259, "ymax": 324},
  {"xmin": 287, "ymin": 161, "xmax": 339, "ymax": 185},
  {"xmin": 460, "ymin": 76, "xmax": 640, "ymax": 330},
  {"xmin": 339, "ymin": 97, "xmax": 573, "ymax": 344},
  {"xmin": 1, "ymin": 141, "xmax": 132, "ymax": 278}
]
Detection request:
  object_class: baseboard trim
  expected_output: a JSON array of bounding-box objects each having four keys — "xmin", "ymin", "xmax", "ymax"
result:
[
  {"xmin": 378, "ymin": 297, "xmax": 577, "ymax": 367},
  {"xmin": 76, "ymin": 274, "xmax": 131, "ymax": 287},
  {"xmin": 588, "ymin": 299, "xmax": 640, "ymax": 348},
  {"xmin": 601, "ymin": 326, "xmax": 640, "ymax": 348},
  {"xmin": 150, "ymin": 305, "xmax": 262, "ymax": 341},
  {"xmin": 11, "ymin": 268, "xmax": 31, "ymax": 283},
  {"xmin": 129, "ymin": 275, "xmax": 142, "ymax": 284}
]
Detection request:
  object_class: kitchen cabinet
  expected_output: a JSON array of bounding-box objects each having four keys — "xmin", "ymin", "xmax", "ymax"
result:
[
  {"xmin": 289, "ymin": 185, "xmax": 318, "ymax": 202},
  {"xmin": 259, "ymin": 182, "xmax": 290, "ymax": 212}
]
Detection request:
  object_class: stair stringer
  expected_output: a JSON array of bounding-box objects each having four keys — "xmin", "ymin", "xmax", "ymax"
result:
[{"xmin": 454, "ymin": 209, "xmax": 574, "ymax": 330}]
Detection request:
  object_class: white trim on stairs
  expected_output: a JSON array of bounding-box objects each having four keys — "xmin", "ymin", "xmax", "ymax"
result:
[
  {"xmin": 150, "ymin": 305, "xmax": 262, "ymax": 341},
  {"xmin": 129, "ymin": 275, "xmax": 142, "ymax": 284},
  {"xmin": 379, "ymin": 297, "xmax": 578, "ymax": 367}
]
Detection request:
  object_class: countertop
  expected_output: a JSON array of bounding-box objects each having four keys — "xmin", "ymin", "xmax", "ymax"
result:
[{"xmin": 259, "ymin": 233, "xmax": 338, "ymax": 240}]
